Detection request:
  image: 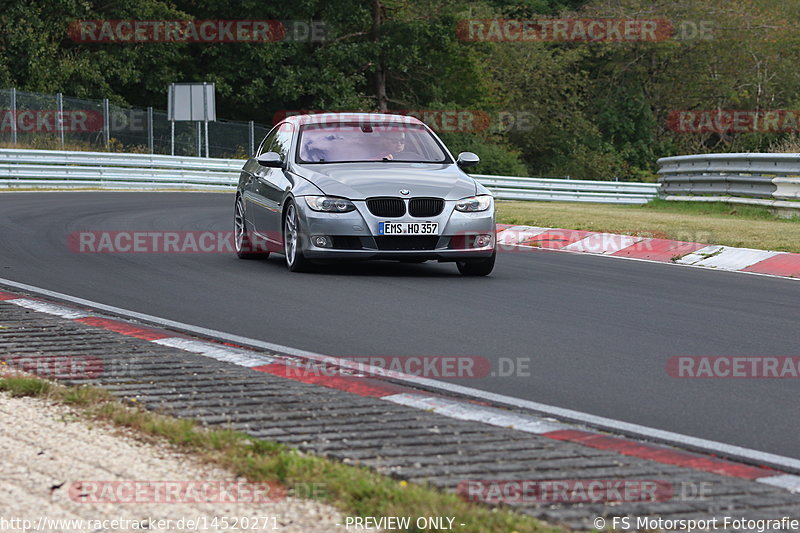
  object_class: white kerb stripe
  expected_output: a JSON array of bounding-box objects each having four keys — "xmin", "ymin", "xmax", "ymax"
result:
[
  {"xmin": 8, "ymin": 298, "xmax": 91, "ymax": 319},
  {"xmin": 153, "ymin": 337, "xmax": 275, "ymax": 368},
  {"xmin": 496, "ymin": 226, "xmax": 551, "ymax": 245},
  {"xmin": 384, "ymin": 392, "xmax": 569, "ymax": 434},
  {"xmin": 756, "ymin": 474, "xmax": 800, "ymax": 492},
  {"xmin": 676, "ymin": 245, "xmax": 725, "ymax": 265},
  {"xmin": 563, "ymin": 233, "xmax": 643, "ymax": 255},
  {"xmin": 691, "ymin": 247, "xmax": 782, "ymax": 270}
]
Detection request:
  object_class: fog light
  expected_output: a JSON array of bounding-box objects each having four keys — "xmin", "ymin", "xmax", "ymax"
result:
[
  {"xmin": 312, "ymin": 235, "xmax": 332, "ymax": 248},
  {"xmin": 474, "ymin": 234, "xmax": 493, "ymax": 248}
]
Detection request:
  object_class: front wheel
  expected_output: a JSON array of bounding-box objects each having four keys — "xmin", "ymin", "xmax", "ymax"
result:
[
  {"xmin": 283, "ymin": 201, "xmax": 312, "ymax": 272},
  {"xmin": 456, "ymin": 250, "xmax": 496, "ymax": 276}
]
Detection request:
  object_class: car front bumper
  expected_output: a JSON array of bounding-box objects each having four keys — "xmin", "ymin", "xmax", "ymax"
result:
[{"xmin": 295, "ymin": 198, "xmax": 496, "ymax": 262}]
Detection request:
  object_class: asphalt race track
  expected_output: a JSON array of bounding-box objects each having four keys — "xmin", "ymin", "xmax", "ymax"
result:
[{"xmin": 1, "ymin": 192, "xmax": 798, "ymax": 458}]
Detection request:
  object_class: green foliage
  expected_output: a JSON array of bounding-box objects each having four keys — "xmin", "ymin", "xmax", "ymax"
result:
[
  {"xmin": 4, "ymin": 0, "xmax": 800, "ymax": 180},
  {"xmin": 439, "ymin": 131, "xmax": 529, "ymax": 175},
  {"xmin": 0, "ymin": 376, "xmax": 51, "ymax": 397}
]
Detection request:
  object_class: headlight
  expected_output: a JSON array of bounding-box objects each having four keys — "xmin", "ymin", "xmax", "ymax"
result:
[
  {"xmin": 304, "ymin": 196, "xmax": 356, "ymax": 213},
  {"xmin": 455, "ymin": 195, "xmax": 493, "ymax": 212}
]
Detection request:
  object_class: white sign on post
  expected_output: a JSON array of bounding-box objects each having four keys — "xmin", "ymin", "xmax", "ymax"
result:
[{"xmin": 168, "ymin": 82, "xmax": 216, "ymax": 157}]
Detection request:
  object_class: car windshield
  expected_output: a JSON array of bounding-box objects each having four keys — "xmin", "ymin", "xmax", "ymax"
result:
[{"xmin": 297, "ymin": 123, "xmax": 449, "ymax": 164}]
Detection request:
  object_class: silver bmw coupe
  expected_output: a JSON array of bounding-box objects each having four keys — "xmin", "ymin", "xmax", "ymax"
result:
[{"xmin": 234, "ymin": 113, "xmax": 496, "ymax": 275}]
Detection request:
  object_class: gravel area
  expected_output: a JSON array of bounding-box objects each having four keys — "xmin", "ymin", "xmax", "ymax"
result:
[{"xmin": 0, "ymin": 392, "xmax": 345, "ymax": 532}]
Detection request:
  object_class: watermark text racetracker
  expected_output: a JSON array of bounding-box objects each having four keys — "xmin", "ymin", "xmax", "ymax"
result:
[
  {"xmin": 1, "ymin": 355, "xmax": 104, "ymax": 380},
  {"xmin": 70, "ymin": 230, "xmax": 720, "ymax": 255},
  {"xmin": 281, "ymin": 356, "xmax": 531, "ymax": 379},
  {"xmin": 69, "ymin": 480, "xmax": 286, "ymax": 503},
  {"xmin": 668, "ymin": 109, "xmax": 800, "ymax": 133},
  {"xmin": 456, "ymin": 19, "xmax": 715, "ymax": 42},
  {"xmin": 69, "ymin": 231, "xmax": 246, "ymax": 254},
  {"xmin": 0, "ymin": 110, "xmax": 104, "ymax": 133},
  {"xmin": 667, "ymin": 356, "xmax": 800, "ymax": 378},
  {"xmin": 458, "ymin": 479, "xmax": 711, "ymax": 504},
  {"xmin": 497, "ymin": 228, "xmax": 717, "ymax": 251},
  {"xmin": 274, "ymin": 109, "xmax": 538, "ymax": 133},
  {"xmin": 69, "ymin": 20, "xmax": 328, "ymax": 43},
  {"xmin": 0, "ymin": 109, "xmax": 148, "ymax": 134}
]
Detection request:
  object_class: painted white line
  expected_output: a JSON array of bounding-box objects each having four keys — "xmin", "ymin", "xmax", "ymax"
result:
[
  {"xmin": 153, "ymin": 337, "xmax": 275, "ymax": 368},
  {"xmin": 2, "ymin": 280, "xmax": 800, "ymax": 475},
  {"xmin": 756, "ymin": 474, "xmax": 800, "ymax": 492},
  {"xmin": 8, "ymin": 298, "xmax": 90, "ymax": 319},
  {"xmin": 384, "ymin": 393, "xmax": 569, "ymax": 434}
]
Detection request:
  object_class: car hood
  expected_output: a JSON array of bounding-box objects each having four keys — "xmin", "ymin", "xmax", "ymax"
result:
[{"xmin": 292, "ymin": 162, "xmax": 477, "ymax": 200}]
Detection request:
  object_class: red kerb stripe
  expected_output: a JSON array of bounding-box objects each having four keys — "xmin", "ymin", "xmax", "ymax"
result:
[
  {"xmin": 543, "ymin": 429, "xmax": 778, "ymax": 480},
  {"xmin": 75, "ymin": 317, "xmax": 172, "ymax": 340},
  {"xmin": 252, "ymin": 362, "xmax": 412, "ymax": 398}
]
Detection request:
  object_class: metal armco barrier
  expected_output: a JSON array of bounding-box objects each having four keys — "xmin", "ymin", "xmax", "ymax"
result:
[
  {"xmin": 0, "ymin": 148, "xmax": 241, "ymax": 191},
  {"xmin": 657, "ymin": 153, "xmax": 800, "ymax": 210},
  {"xmin": 474, "ymin": 174, "xmax": 658, "ymax": 204},
  {"xmin": 0, "ymin": 148, "xmax": 659, "ymax": 203}
]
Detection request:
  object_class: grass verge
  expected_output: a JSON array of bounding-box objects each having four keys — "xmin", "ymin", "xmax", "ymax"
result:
[
  {"xmin": 0, "ymin": 373, "xmax": 560, "ymax": 533},
  {"xmin": 496, "ymin": 198, "xmax": 800, "ymax": 252}
]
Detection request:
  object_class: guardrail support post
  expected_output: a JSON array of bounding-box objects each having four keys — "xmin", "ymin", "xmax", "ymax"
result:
[
  {"xmin": 249, "ymin": 121, "xmax": 255, "ymax": 156},
  {"xmin": 147, "ymin": 106, "xmax": 154, "ymax": 154},
  {"xmin": 56, "ymin": 93, "xmax": 65, "ymax": 147},
  {"xmin": 102, "ymin": 98, "xmax": 110, "ymax": 150},
  {"xmin": 10, "ymin": 88, "xmax": 17, "ymax": 145},
  {"xmin": 204, "ymin": 120, "xmax": 209, "ymax": 158},
  {"xmin": 202, "ymin": 82, "xmax": 210, "ymax": 158}
]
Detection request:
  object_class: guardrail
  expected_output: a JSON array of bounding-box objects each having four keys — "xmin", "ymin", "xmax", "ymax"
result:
[
  {"xmin": 0, "ymin": 148, "xmax": 659, "ymax": 203},
  {"xmin": 657, "ymin": 153, "xmax": 800, "ymax": 210},
  {"xmin": 474, "ymin": 174, "xmax": 658, "ymax": 204},
  {"xmin": 0, "ymin": 148, "xmax": 241, "ymax": 191}
]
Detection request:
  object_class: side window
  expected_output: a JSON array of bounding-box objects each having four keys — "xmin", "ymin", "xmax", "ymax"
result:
[
  {"xmin": 272, "ymin": 128, "xmax": 293, "ymax": 160},
  {"xmin": 256, "ymin": 127, "xmax": 278, "ymax": 157}
]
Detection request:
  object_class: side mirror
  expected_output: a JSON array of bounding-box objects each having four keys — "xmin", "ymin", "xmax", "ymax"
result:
[
  {"xmin": 257, "ymin": 151, "xmax": 284, "ymax": 168},
  {"xmin": 456, "ymin": 152, "xmax": 480, "ymax": 168}
]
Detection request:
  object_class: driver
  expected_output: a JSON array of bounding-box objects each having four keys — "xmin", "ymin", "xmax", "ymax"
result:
[{"xmin": 375, "ymin": 132, "xmax": 406, "ymax": 160}]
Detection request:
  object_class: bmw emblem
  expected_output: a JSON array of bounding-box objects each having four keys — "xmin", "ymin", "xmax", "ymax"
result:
[{"xmin": 400, "ymin": 189, "xmax": 410, "ymax": 195}]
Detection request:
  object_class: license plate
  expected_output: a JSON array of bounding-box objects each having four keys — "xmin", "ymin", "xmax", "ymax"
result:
[{"xmin": 378, "ymin": 222, "xmax": 439, "ymax": 235}]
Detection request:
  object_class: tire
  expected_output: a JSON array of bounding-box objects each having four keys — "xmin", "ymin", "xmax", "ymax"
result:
[
  {"xmin": 456, "ymin": 249, "xmax": 496, "ymax": 276},
  {"xmin": 283, "ymin": 201, "xmax": 313, "ymax": 272},
  {"xmin": 234, "ymin": 196, "xmax": 269, "ymax": 259}
]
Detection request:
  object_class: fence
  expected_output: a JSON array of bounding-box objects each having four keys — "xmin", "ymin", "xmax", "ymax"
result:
[
  {"xmin": 657, "ymin": 153, "xmax": 800, "ymax": 210},
  {"xmin": 0, "ymin": 148, "xmax": 661, "ymax": 203},
  {"xmin": 0, "ymin": 88, "xmax": 271, "ymax": 159}
]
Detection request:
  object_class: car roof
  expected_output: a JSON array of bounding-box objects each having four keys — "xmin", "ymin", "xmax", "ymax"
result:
[{"xmin": 281, "ymin": 112, "xmax": 425, "ymax": 127}]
